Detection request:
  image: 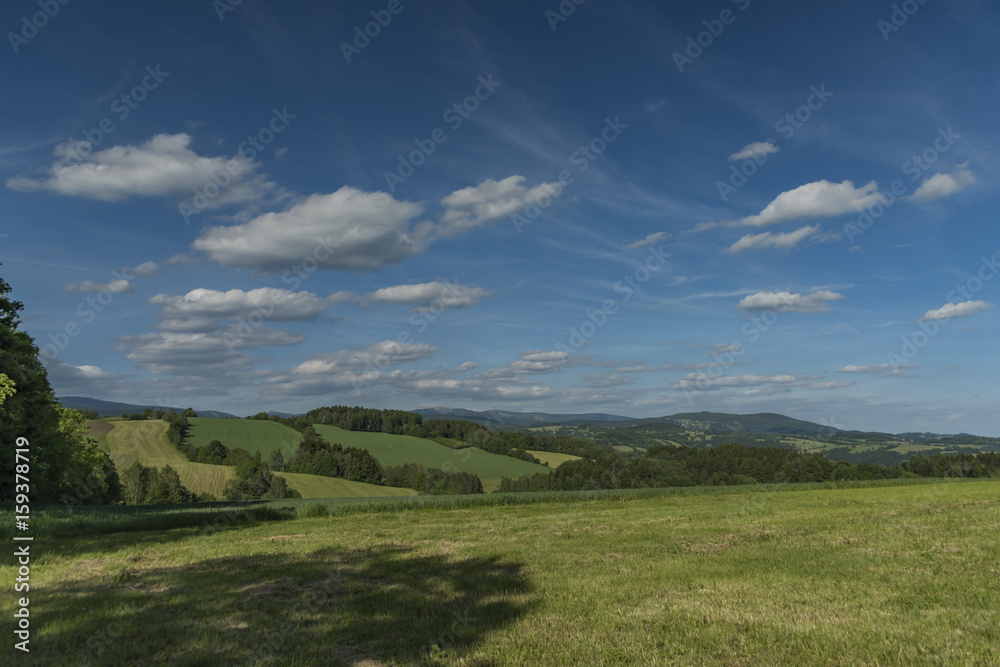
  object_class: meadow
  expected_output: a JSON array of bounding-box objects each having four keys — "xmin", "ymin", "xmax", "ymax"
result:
[
  {"xmin": 313, "ymin": 424, "xmax": 551, "ymax": 491},
  {"xmin": 4, "ymin": 478, "xmax": 997, "ymax": 665},
  {"xmin": 95, "ymin": 420, "xmax": 414, "ymax": 499},
  {"xmin": 184, "ymin": 416, "xmax": 304, "ymax": 458}
]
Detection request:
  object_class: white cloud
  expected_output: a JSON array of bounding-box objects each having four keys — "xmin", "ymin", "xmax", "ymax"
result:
[
  {"xmin": 919, "ymin": 300, "xmax": 994, "ymax": 321},
  {"xmin": 743, "ymin": 386, "xmax": 793, "ymax": 396},
  {"xmin": 439, "ymin": 175, "xmax": 563, "ymax": 235},
  {"xmin": 805, "ymin": 381, "xmax": 854, "ymax": 390},
  {"xmin": 128, "ymin": 261, "xmax": 161, "ymax": 277},
  {"xmin": 911, "ymin": 165, "xmax": 976, "ymax": 202},
  {"xmin": 837, "ymin": 363, "xmax": 919, "ymax": 373},
  {"xmin": 7, "ymin": 133, "xmax": 266, "ymax": 205},
  {"xmin": 116, "ymin": 329, "xmax": 303, "ymax": 376},
  {"xmin": 675, "ymin": 373, "xmax": 797, "ymax": 391},
  {"xmin": 64, "ymin": 279, "xmax": 134, "ymax": 294},
  {"xmin": 149, "ymin": 287, "xmax": 351, "ymax": 332},
  {"xmin": 738, "ymin": 290, "xmax": 844, "ymax": 313},
  {"xmin": 507, "ymin": 350, "xmax": 571, "ymax": 374},
  {"xmin": 739, "ymin": 180, "xmax": 884, "ymax": 227},
  {"xmin": 192, "ymin": 186, "xmax": 430, "ymax": 272},
  {"xmin": 151, "ymin": 287, "xmax": 348, "ymax": 320},
  {"xmin": 725, "ymin": 224, "xmax": 820, "ymax": 253},
  {"xmin": 623, "ymin": 231, "xmax": 670, "ymax": 249},
  {"xmin": 729, "ymin": 141, "xmax": 779, "ymax": 161},
  {"xmin": 292, "ymin": 340, "xmax": 437, "ymax": 376},
  {"xmin": 362, "ymin": 281, "xmax": 491, "ymax": 310}
]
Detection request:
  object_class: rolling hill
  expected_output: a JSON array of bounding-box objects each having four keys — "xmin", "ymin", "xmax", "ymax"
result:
[
  {"xmin": 184, "ymin": 417, "xmax": 304, "ymax": 458},
  {"xmin": 313, "ymin": 424, "xmax": 551, "ymax": 492},
  {"xmin": 61, "ymin": 396, "xmax": 239, "ymax": 419},
  {"xmin": 92, "ymin": 420, "xmax": 415, "ymax": 499}
]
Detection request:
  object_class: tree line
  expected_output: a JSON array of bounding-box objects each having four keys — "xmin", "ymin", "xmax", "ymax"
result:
[{"xmin": 496, "ymin": 442, "xmax": 1000, "ymax": 492}]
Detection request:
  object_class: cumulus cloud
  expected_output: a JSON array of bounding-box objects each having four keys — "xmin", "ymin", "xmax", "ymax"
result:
[
  {"xmin": 738, "ymin": 290, "xmax": 843, "ymax": 313},
  {"xmin": 739, "ymin": 180, "xmax": 884, "ymax": 227},
  {"xmin": 64, "ymin": 279, "xmax": 134, "ymax": 294},
  {"xmin": 837, "ymin": 363, "xmax": 919, "ymax": 373},
  {"xmin": 725, "ymin": 224, "xmax": 820, "ymax": 253},
  {"xmin": 581, "ymin": 373, "xmax": 632, "ymax": 388},
  {"xmin": 362, "ymin": 281, "xmax": 491, "ymax": 310},
  {"xmin": 7, "ymin": 133, "xmax": 267, "ymax": 205},
  {"xmin": 507, "ymin": 350, "xmax": 571, "ymax": 374},
  {"xmin": 292, "ymin": 340, "xmax": 438, "ymax": 376},
  {"xmin": 911, "ymin": 164, "xmax": 976, "ymax": 202},
  {"xmin": 149, "ymin": 287, "xmax": 352, "ymax": 332},
  {"xmin": 805, "ymin": 381, "xmax": 854, "ymax": 390},
  {"xmin": 192, "ymin": 186, "xmax": 430, "ymax": 272},
  {"xmin": 623, "ymin": 231, "xmax": 670, "ymax": 249},
  {"xmin": 116, "ymin": 329, "xmax": 303, "ymax": 376},
  {"xmin": 729, "ymin": 141, "xmax": 779, "ymax": 161},
  {"xmin": 919, "ymin": 300, "xmax": 994, "ymax": 321},
  {"xmin": 128, "ymin": 261, "xmax": 161, "ymax": 277},
  {"xmin": 439, "ymin": 175, "xmax": 563, "ymax": 235},
  {"xmin": 675, "ymin": 373, "xmax": 797, "ymax": 391},
  {"xmin": 743, "ymin": 386, "xmax": 793, "ymax": 396}
]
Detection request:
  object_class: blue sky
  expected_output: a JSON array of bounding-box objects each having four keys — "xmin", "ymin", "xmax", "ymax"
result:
[{"xmin": 2, "ymin": 0, "xmax": 998, "ymax": 435}]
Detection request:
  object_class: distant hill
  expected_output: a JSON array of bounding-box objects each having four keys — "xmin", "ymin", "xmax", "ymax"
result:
[
  {"xmin": 58, "ymin": 396, "xmax": 239, "ymax": 419},
  {"xmin": 413, "ymin": 407, "xmax": 634, "ymax": 429},
  {"xmin": 665, "ymin": 412, "xmax": 840, "ymax": 436}
]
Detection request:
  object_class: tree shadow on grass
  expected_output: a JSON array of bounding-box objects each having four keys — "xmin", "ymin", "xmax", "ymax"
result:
[{"xmin": 33, "ymin": 543, "xmax": 535, "ymax": 666}]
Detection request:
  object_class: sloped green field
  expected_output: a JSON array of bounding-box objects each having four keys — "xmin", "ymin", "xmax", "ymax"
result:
[
  {"xmin": 96, "ymin": 420, "xmax": 409, "ymax": 499},
  {"xmin": 184, "ymin": 417, "xmax": 303, "ymax": 458},
  {"xmin": 314, "ymin": 425, "xmax": 551, "ymax": 492}
]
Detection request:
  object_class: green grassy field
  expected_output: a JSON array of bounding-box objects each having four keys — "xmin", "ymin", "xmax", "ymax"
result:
[
  {"xmin": 98, "ymin": 420, "xmax": 414, "ymax": 499},
  {"xmin": 4, "ymin": 478, "xmax": 997, "ymax": 665},
  {"xmin": 184, "ymin": 416, "xmax": 303, "ymax": 458},
  {"xmin": 526, "ymin": 450, "xmax": 581, "ymax": 467},
  {"xmin": 314, "ymin": 425, "xmax": 551, "ymax": 492},
  {"xmin": 102, "ymin": 419, "xmax": 236, "ymax": 498},
  {"xmin": 275, "ymin": 471, "xmax": 416, "ymax": 498}
]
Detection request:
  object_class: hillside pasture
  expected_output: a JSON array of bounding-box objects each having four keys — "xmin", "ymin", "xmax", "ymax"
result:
[
  {"xmin": 184, "ymin": 417, "xmax": 303, "ymax": 458},
  {"xmin": 275, "ymin": 472, "xmax": 417, "ymax": 499},
  {"xmin": 313, "ymin": 425, "xmax": 551, "ymax": 492},
  {"xmin": 101, "ymin": 420, "xmax": 404, "ymax": 499},
  {"xmin": 103, "ymin": 419, "xmax": 235, "ymax": 498},
  {"xmin": 526, "ymin": 450, "xmax": 581, "ymax": 467}
]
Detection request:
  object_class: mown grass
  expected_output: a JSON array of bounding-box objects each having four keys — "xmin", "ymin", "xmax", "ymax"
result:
[
  {"xmin": 102, "ymin": 419, "xmax": 236, "ymax": 498},
  {"xmin": 526, "ymin": 450, "xmax": 581, "ymax": 467},
  {"xmin": 313, "ymin": 425, "xmax": 550, "ymax": 492},
  {"xmin": 3, "ymin": 478, "xmax": 997, "ymax": 665},
  {"xmin": 184, "ymin": 416, "xmax": 303, "ymax": 458},
  {"xmin": 274, "ymin": 471, "xmax": 417, "ymax": 499}
]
